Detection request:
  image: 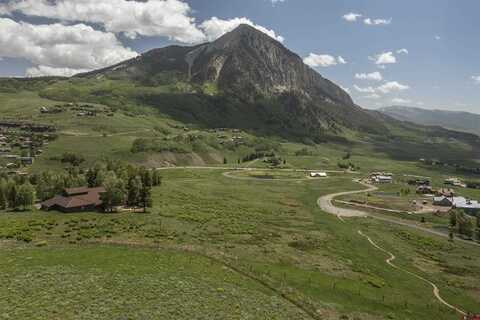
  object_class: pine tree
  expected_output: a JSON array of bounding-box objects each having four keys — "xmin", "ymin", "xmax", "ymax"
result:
[
  {"xmin": 152, "ymin": 170, "xmax": 162, "ymax": 186},
  {"xmin": 7, "ymin": 182, "xmax": 17, "ymax": 210},
  {"xmin": 141, "ymin": 168, "xmax": 153, "ymax": 187},
  {"xmin": 86, "ymin": 169, "xmax": 97, "ymax": 188},
  {"xmin": 476, "ymin": 213, "xmax": 480, "ymax": 242},
  {"xmin": 139, "ymin": 185, "xmax": 152, "ymax": 213},
  {"xmin": 16, "ymin": 183, "xmax": 35, "ymax": 211},
  {"xmin": 127, "ymin": 176, "xmax": 142, "ymax": 207},
  {"xmin": 449, "ymin": 210, "xmax": 457, "ymax": 227},
  {"xmin": 100, "ymin": 174, "xmax": 126, "ymax": 213},
  {"xmin": 0, "ymin": 186, "xmax": 6, "ymax": 210}
]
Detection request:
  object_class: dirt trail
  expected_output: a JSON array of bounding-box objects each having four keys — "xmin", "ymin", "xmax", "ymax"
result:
[
  {"xmin": 317, "ymin": 180, "xmax": 377, "ymax": 218},
  {"xmin": 358, "ymin": 230, "xmax": 466, "ymax": 316}
]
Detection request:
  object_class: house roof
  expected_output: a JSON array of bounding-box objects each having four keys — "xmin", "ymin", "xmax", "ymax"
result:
[
  {"xmin": 376, "ymin": 175, "xmax": 392, "ymax": 180},
  {"xmin": 433, "ymin": 196, "xmax": 480, "ymax": 209},
  {"xmin": 453, "ymin": 197, "xmax": 480, "ymax": 209},
  {"xmin": 42, "ymin": 187, "xmax": 105, "ymax": 209},
  {"xmin": 434, "ymin": 196, "xmax": 453, "ymax": 203},
  {"xmin": 417, "ymin": 185, "xmax": 432, "ymax": 189}
]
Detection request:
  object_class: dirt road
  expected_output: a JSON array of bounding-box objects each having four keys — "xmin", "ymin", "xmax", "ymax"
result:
[
  {"xmin": 317, "ymin": 180, "xmax": 377, "ymax": 218},
  {"xmin": 358, "ymin": 230, "xmax": 466, "ymax": 316},
  {"xmin": 317, "ymin": 180, "xmax": 480, "ymax": 247}
]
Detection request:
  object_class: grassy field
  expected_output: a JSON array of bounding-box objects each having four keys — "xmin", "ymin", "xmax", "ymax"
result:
[
  {"xmin": 1, "ymin": 168, "xmax": 479, "ymax": 319},
  {"xmin": 1, "ymin": 83, "xmax": 480, "ymax": 319}
]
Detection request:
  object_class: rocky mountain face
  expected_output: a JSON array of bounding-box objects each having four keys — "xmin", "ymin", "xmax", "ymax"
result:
[
  {"xmin": 380, "ymin": 106, "xmax": 480, "ymax": 136},
  {"xmin": 79, "ymin": 24, "xmax": 388, "ymax": 137}
]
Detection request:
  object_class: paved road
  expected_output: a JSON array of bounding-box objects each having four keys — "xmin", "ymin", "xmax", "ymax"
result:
[{"xmin": 358, "ymin": 230, "xmax": 466, "ymax": 316}]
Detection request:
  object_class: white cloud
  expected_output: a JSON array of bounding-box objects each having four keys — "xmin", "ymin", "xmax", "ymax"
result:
[
  {"xmin": 396, "ymin": 48, "xmax": 409, "ymax": 55},
  {"xmin": 391, "ymin": 98, "xmax": 412, "ymax": 104},
  {"xmin": 472, "ymin": 75, "xmax": 480, "ymax": 84},
  {"xmin": 270, "ymin": 0, "xmax": 285, "ymax": 4},
  {"xmin": 435, "ymin": 35, "xmax": 441, "ymax": 40},
  {"xmin": 0, "ymin": 18, "xmax": 137, "ymax": 76},
  {"xmin": 1, "ymin": 0, "xmax": 284, "ymax": 44},
  {"xmin": 355, "ymin": 71, "xmax": 383, "ymax": 81},
  {"xmin": 370, "ymin": 51, "xmax": 397, "ymax": 65},
  {"xmin": 0, "ymin": 0, "xmax": 206, "ymax": 43},
  {"xmin": 304, "ymin": 53, "xmax": 345, "ymax": 68},
  {"xmin": 364, "ymin": 18, "xmax": 391, "ymax": 25},
  {"xmin": 377, "ymin": 81, "xmax": 409, "ymax": 94},
  {"xmin": 353, "ymin": 85, "xmax": 376, "ymax": 93},
  {"xmin": 342, "ymin": 13, "xmax": 362, "ymax": 22},
  {"xmin": 26, "ymin": 66, "xmax": 90, "ymax": 77},
  {"xmin": 364, "ymin": 93, "xmax": 381, "ymax": 99},
  {"xmin": 200, "ymin": 17, "xmax": 284, "ymax": 42},
  {"xmin": 337, "ymin": 56, "xmax": 347, "ymax": 64}
]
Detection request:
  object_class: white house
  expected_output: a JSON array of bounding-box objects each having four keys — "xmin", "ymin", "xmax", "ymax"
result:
[
  {"xmin": 310, "ymin": 172, "xmax": 327, "ymax": 178},
  {"xmin": 373, "ymin": 175, "xmax": 393, "ymax": 184},
  {"xmin": 433, "ymin": 196, "xmax": 480, "ymax": 214}
]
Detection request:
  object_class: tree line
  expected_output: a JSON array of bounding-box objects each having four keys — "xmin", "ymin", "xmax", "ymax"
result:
[
  {"xmin": 0, "ymin": 160, "xmax": 161, "ymax": 212},
  {"xmin": 449, "ymin": 208, "xmax": 480, "ymax": 242},
  {"xmin": 85, "ymin": 161, "xmax": 161, "ymax": 212}
]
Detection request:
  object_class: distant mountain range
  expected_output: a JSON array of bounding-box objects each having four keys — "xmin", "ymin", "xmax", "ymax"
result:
[{"xmin": 380, "ymin": 106, "xmax": 480, "ymax": 136}]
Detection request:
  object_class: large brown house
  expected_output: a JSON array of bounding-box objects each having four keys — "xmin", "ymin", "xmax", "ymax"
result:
[{"xmin": 41, "ymin": 187, "xmax": 106, "ymax": 213}]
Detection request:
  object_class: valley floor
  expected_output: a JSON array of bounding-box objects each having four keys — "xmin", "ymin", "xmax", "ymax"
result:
[
  {"xmin": 0, "ymin": 89, "xmax": 479, "ymax": 319},
  {"xmin": 1, "ymin": 167, "xmax": 479, "ymax": 320}
]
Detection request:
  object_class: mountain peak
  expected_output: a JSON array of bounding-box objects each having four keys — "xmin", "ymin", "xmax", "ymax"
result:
[
  {"xmin": 211, "ymin": 23, "xmax": 280, "ymax": 50},
  {"xmin": 232, "ymin": 23, "xmax": 258, "ymax": 33},
  {"xmin": 225, "ymin": 24, "xmax": 271, "ymax": 39}
]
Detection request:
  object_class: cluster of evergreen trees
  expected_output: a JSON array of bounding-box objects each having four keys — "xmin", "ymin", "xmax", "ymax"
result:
[
  {"xmin": 0, "ymin": 160, "xmax": 161, "ymax": 213},
  {"xmin": 85, "ymin": 160, "xmax": 161, "ymax": 212},
  {"xmin": 0, "ymin": 178, "xmax": 36, "ymax": 211},
  {"xmin": 449, "ymin": 209, "xmax": 480, "ymax": 241}
]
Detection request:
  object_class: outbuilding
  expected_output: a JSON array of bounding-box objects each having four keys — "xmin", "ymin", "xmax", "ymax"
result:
[{"xmin": 310, "ymin": 172, "xmax": 328, "ymax": 178}]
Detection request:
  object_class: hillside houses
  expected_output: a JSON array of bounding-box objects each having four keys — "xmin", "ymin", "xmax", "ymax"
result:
[
  {"xmin": 436, "ymin": 188, "xmax": 455, "ymax": 197},
  {"xmin": 433, "ymin": 196, "xmax": 480, "ymax": 215},
  {"xmin": 370, "ymin": 172, "xmax": 393, "ymax": 184},
  {"xmin": 444, "ymin": 177, "xmax": 467, "ymax": 188},
  {"xmin": 416, "ymin": 185, "xmax": 433, "ymax": 194},
  {"xmin": 0, "ymin": 120, "xmax": 56, "ymax": 172}
]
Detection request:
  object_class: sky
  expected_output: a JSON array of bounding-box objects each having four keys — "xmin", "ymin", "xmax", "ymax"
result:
[{"xmin": 0, "ymin": 0, "xmax": 479, "ymax": 113}]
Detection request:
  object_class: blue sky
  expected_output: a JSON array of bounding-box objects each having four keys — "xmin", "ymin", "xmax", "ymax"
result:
[{"xmin": 0, "ymin": 0, "xmax": 479, "ymax": 113}]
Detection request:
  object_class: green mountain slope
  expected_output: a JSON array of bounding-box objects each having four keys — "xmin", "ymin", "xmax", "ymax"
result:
[
  {"xmin": 380, "ymin": 105, "xmax": 480, "ymax": 136},
  {"xmin": 75, "ymin": 24, "xmax": 387, "ymax": 138},
  {"xmin": 1, "ymin": 25, "xmax": 479, "ymax": 168}
]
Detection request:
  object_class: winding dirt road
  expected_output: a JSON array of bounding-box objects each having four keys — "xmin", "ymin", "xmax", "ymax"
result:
[
  {"xmin": 317, "ymin": 179, "xmax": 480, "ymax": 248},
  {"xmin": 358, "ymin": 230, "xmax": 466, "ymax": 316},
  {"xmin": 159, "ymin": 166, "xmax": 475, "ymax": 315},
  {"xmin": 317, "ymin": 180, "xmax": 377, "ymax": 218}
]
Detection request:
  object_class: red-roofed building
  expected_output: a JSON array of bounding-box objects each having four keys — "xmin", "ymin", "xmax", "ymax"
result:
[{"xmin": 41, "ymin": 187, "xmax": 106, "ymax": 213}]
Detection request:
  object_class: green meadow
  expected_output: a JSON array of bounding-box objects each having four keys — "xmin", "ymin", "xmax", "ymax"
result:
[
  {"xmin": 0, "ymin": 82, "xmax": 480, "ymax": 319},
  {"xmin": 1, "ymin": 168, "xmax": 479, "ymax": 319}
]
